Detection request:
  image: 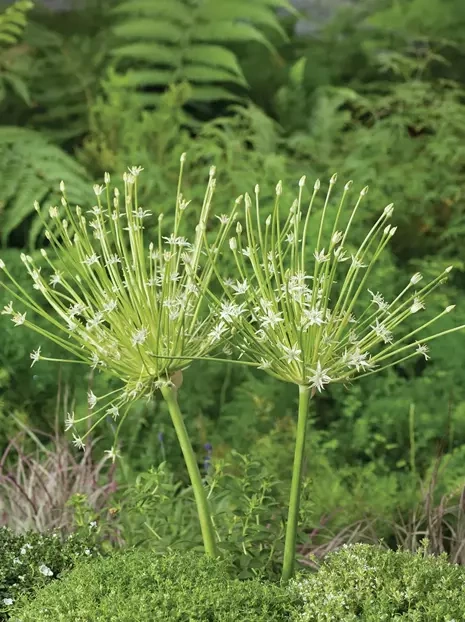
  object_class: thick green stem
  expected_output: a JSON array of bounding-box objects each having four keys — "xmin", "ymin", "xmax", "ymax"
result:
[
  {"xmin": 281, "ymin": 385, "xmax": 311, "ymax": 583},
  {"xmin": 160, "ymin": 384, "xmax": 218, "ymax": 558}
]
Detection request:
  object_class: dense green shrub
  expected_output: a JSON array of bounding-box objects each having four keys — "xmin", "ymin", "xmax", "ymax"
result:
[
  {"xmin": 13, "ymin": 549, "xmax": 299, "ymax": 621},
  {"xmin": 0, "ymin": 526, "xmax": 100, "ymax": 619},
  {"xmin": 290, "ymin": 542, "xmax": 465, "ymax": 621}
]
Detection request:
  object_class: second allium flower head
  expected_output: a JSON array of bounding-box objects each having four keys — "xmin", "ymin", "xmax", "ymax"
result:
[{"xmin": 218, "ymin": 175, "xmax": 458, "ymax": 391}]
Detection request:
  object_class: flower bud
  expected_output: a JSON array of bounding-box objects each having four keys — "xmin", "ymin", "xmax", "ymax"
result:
[
  {"xmin": 236, "ymin": 222, "xmax": 242, "ymax": 234},
  {"xmin": 410, "ymin": 272, "xmax": 422, "ymax": 285},
  {"xmin": 104, "ymin": 172, "xmax": 110, "ymax": 184},
  {"xmin": 59, "ymin": 180, "xmax": 65, "ymax": 193},
  {"xmin": 265, "ymin": 215, "xmax": 272, "ymax": 227},
  {"xmin": 383, "ymin": 203, "xmax": 394, "ymax": 216},
  {"xmin": 49, "ymin": 206, "xmax": 58, "ymax": 218},
  {"xmin": 158, "ymin": 213, "xmax": 164, "ymax": 222},
  {"xmin": 330, "ymin": 173, "xmax": 337, "ymax": 185},
  {"xmin": 61, "ymin": 197, "xmax": 67, "ymax": 206},
  {"xmin": 299, "ymin": 176, "xmax": 306, "ymax": 188},
  {"xmin": 445, "ymin": 266, "xmax": 453, "ymax": 273},
  {"xmin": 209, "ymin": 165, "xmax": 216, "ymax": 178},
  {"xmin": 314, "ymin": 179, "xmax": 320, "ymax": 191},
  {"xmin": 244, "ymin": 193, "xmax": 252, "ymax": 210},
  {"xmin": 34, "ymin": 201, "xmax": 40, "ymax": 212},
  {"xmin": 389, "ymin": 227, "xmax": 397, "ymax": 236},
  {"xmin": 180, "ymin": 152, "xmax": 186, "ymax": 163},
  {"xmin": 446, "ymin": 305, "xmax": 455, "ymax": 313},
  {"xmin": 229, "ymin": 238, "xmax": 237, "ymax": 250},
  {"xmin": 40, "ymin": 249, "xmax": 47, "ymax": 257},
  {"xmin": 255, "ymin": 184, "xmax": 259, "ymax": 194},
  {"xmin": 0, "ymin": 259, "xmax": 4, "ymax": 269},
  {"xmin": 360, "ymin": 186, "xmax": 369, "ymax": 196},
  {"xmin": 276, "ymin": 180, "xmax": 282, "ymax": 196},
  {"xmin": 344, "ymin": 180, "xmax": 353, "ymax": 191},
  {"xmin": 384, "ymin": 225, "xmax": 391, "ymax": 235}
]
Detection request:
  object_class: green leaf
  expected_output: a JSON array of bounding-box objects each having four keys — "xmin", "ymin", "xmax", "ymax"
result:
[
  {"xmin": 111, "ymin": 0, "xmax": 191, "ymax": 25},
  {"xmin": 113, "ymin": 21, "xmax": 182, "ymax": 43},
  {"xmin": 187, "ymin": 44, "xmax": 246, "ymax": 78},
  {"xmin": 198, "ymin": 1, "xmax": 287, "ymax": 39},
  {"xmin": 194, "ymin": 21, "xmax": 274, "ymax": 52},
  {"xmin": 183, "ymin": 64, "xmax": 248, "ymax": 87},
  {"xmin": 120, "ymin": 68, "xmax": 174, "ymax": 87},
  {"xmin": 110, "ymin": 42, "xmax": 180, "ymax": 66}
]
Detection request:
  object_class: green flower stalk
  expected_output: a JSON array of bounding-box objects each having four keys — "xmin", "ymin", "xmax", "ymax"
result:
[
  {"xmin": 215, "ymin": 175, "xmax": 465, "ymax": 581},
  {"xmin": 0, "ymin": 157, "xmax": 239, "ymax": 559}
]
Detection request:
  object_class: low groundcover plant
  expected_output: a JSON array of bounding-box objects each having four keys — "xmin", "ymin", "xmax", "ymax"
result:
[
  {"xmin": 0, "ymin": 525, "xmax": 100, "ymax": 619},
  {"xmin": 289, "ymin": 541, "xmax": 465, "ymax": 621},
  {"xmin": 11, "ymin": 549, "xmax": 299, "ymax": 621}
]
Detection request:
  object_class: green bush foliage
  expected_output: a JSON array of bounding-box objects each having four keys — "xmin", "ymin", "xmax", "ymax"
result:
[
  {"xmin": 290, "ymin": 541, "xmax": 465, "ymax": 621},
  {"xmin": 13, "ymin": 549, "xmax": 298, "ymax": 621},
  {"xmin": 0, "ymin": 526, "xmax": 100, "ymax": 620}
]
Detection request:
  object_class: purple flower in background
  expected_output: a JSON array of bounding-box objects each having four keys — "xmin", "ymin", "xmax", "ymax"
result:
[{"xmin": 203, "ymin": 442, "xmax": 213, "ymax": 473}]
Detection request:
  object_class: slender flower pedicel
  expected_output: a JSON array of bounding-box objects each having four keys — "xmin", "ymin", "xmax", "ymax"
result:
[
  {"xmin": 214, "ymin": 175, "xmax": 465, "ymax": 582},
  {"xmin": 0, "ymin": 156, "xmax": 240, "ymax": 559}
]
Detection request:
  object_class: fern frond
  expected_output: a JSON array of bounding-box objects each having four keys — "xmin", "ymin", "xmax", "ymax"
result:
[
  {"xmin": 22, "ymin": 23, "xmax": 108, "ymax": 143},
  {"xmin": 0, "ymin": 0, "xmax": 33, "ymax": 47},
  {"xmin": 110, "ymin": 0, "xmax": 291, "ymax": 107},
  {"xmin": 0, "ymin": 127, "xmax": 90, "ymax": 247}
]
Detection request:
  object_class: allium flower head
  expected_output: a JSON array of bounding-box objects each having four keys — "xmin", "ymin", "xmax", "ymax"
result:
[
  {"xmin": 0, "ymin": 158, "xmax": 237, "ymax": 446},
  {"xmin": 221, "ymin": 175, "xmax": 464, "ymax": 390}
]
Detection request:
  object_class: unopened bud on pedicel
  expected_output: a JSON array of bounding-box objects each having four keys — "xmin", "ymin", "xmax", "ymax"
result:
[
  {"xmin": 410, "ymin": 273, "xmax": 422, "ymax": 285},
  {"xmin": 299, "ymin": 176, "xmax": 306, "ymax": 187},
  {"xmin": 229, "ymin": 238, "xmax": 237, "ymax": 250},
  {"xmin": 314, "ymin": 179, "xmax": 320, "ymax": 191},
  {"xmin": 344, "ymin": 180, "xmax": 353, "ymax": 191},
  {"xmin": 330, "ymin": 173, "xmax": 337, "ymax": 185},
  {"xmin": 276, "ymin": 180, "xmax": 283, "ymax": 196}
]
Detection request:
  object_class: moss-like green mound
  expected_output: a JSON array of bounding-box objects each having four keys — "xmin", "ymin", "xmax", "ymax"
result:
[
  {"xmin": 13, "ymin": 549, "xmax": 298, "ymax": 621},
  {"xmin": 290, "ymin": 542, "xmax": 465, "ymax": 621}
]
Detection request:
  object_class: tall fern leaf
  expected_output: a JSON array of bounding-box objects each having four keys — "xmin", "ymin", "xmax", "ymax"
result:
[
  {"xmin": 0, "ymin": 0, "xmax": 33, "ymax": 47},
  {"xmin": 0, "ymin": 127, "xmax": 90, "ymax": 248},
  {"xmin": 0, "ymin": 0, "xmax": 33, "ymax": 106},
  {"xmin": 21, "ymin": 22, "xmax": 109, "ymax": 143},
  {"xmin": 110, "ymin": 0, "xmax": 293, "ymax": 106}
]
